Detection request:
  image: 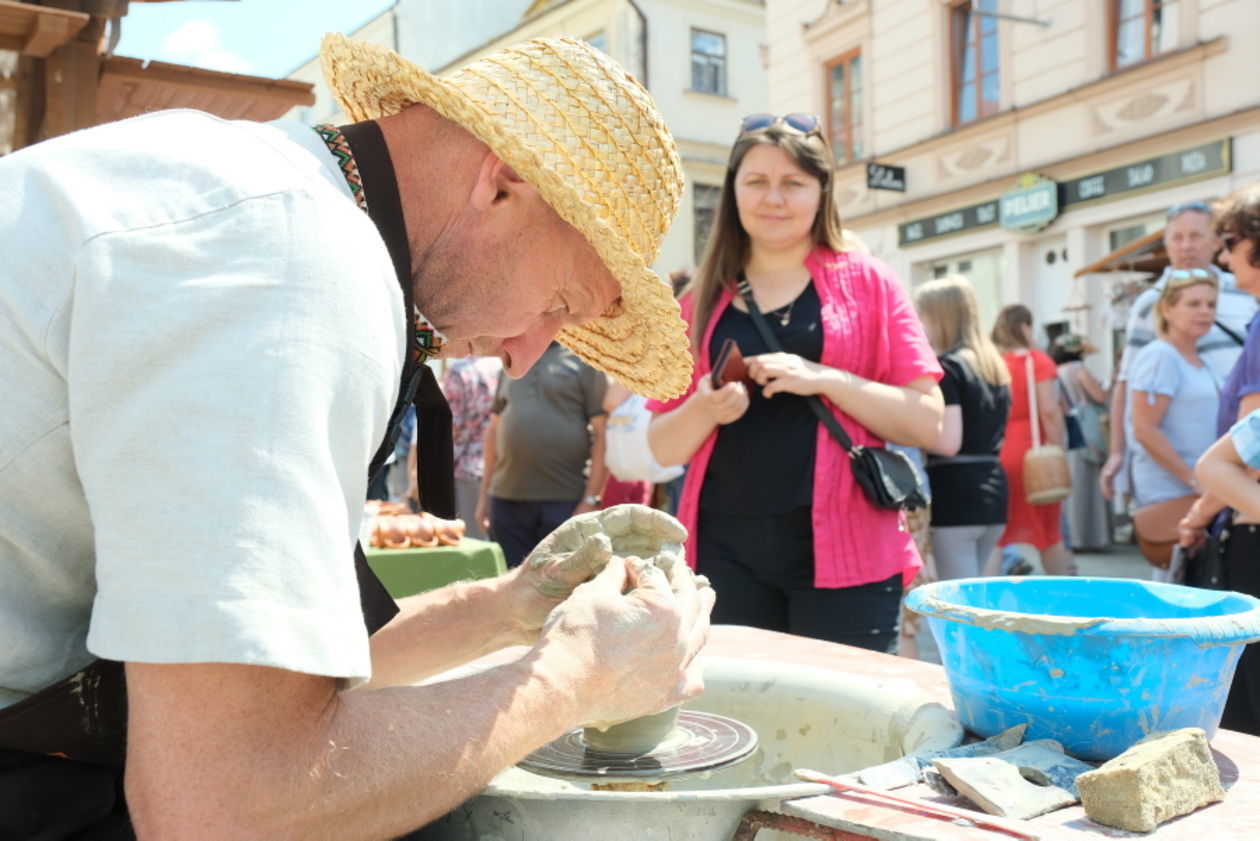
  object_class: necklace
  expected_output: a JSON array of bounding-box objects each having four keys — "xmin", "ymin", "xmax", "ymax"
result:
[{"xmin": 770, "ymin": 297, "xmax": 797, "ymax": 327}]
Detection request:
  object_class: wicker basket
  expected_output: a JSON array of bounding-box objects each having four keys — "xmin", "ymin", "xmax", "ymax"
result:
[{"xmin": 1024, "ymin": 445, "xmax": 1072, "ymax": 505}]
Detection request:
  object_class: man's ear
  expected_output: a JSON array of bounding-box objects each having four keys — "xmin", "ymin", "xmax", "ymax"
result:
[{"xmin": 469, "ymin": 153, "xmax": 530, "ymax": 211}]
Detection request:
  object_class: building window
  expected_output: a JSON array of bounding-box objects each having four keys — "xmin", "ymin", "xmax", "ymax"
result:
[
  {"xmin": 691, "ymin": 29, "xmax": 726, "ymax": 96},
  {"xmin": 825, "ymin": 50, "xmax": 863, "ymax": 165},
  {"xmin": 693, "ymin": 184, "xmax": 721, "ymax": 264},
  {"xmin": 950, "ymin": 0, "xmax": 1000, "ymax": 125},
  {"xmin": 1111, "ymin": 0, "xmax": 1180, "ymax": 69},
  {"xmin": 585, "ymin": 31, "xmax": 607, "ymax": 54}
]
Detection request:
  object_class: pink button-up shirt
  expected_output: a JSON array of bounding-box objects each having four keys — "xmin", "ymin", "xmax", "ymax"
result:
[{"xmin": 647, "ymin": 247, "xmax": 942, "ymax": 588}]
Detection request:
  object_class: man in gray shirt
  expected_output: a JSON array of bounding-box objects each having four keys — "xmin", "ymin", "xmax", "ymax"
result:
[{"xmin": 479, "ymin": 342, "xmax": 609, "ymax": 567}]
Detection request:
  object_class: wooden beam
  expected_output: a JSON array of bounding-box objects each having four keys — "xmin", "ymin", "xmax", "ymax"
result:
[
  {"xmin": 99, "ymin": 55, "xmax": 315, "ymax": 106},
  {"xmin": 22, "ymin": 12, "xmax": 70, "ymax": 57},
  {"xmin": 0, "ymin": 1, "xmax": 90, "ymax": 57}
]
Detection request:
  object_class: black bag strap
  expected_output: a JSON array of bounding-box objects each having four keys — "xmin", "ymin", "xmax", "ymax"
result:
[
  {"xmin": 1056, "ymin": 374, "xmax": 1078, "ymax": 410},
  {"xmin": 735, "ymin": 273, "xmax": 857, "ymax": 455},
  {"xmin": 1215, "ymin": 318, "xmax": 1246, "ymax": 347}
]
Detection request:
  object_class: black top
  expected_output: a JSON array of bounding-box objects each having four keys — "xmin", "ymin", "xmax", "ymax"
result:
[
  {"xmin": 926, "ymin": 350, "xmax": 1010, "ymax": 526},
  {"xmin": 701, "ymin": 282, "xmax": 823, "ymax": 514}
]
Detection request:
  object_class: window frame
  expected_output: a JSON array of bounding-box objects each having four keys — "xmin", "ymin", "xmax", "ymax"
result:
[
  {"xmin": 949, "ymin": 0, "xmax": 1000, "ymax": 127},
  {"xmin": 689, "ymin": 28, "xmax": 727, "ymax": 96},
  {"xmin": 692, "ymin": 183, "xmax": 721, "ymax": 265},
  {"xmin": 824, "ymin": 47, "xmax": 863, "ymax": 166},
  {"xmin": 1108, "ymin": 0, "xmax": 1180, "ymax": 70}
]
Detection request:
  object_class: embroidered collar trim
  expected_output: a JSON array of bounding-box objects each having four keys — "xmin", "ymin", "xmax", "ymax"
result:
[{"xmin": 313, "ymin": 123, "xmax": 447, "ymax": 363}]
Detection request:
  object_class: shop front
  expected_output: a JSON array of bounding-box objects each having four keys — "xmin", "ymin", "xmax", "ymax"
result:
[{"xmin": 857, "ymin": 133, "xmax": 1252, "ymax": 383}]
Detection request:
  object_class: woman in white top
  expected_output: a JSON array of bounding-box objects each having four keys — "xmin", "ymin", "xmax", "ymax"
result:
[{"xmin": 1128, "ymin": 270, "xmax": 1223, "ymax": 580}]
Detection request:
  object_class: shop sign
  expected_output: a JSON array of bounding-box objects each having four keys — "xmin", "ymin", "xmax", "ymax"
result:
[
  {"xmin": 897, "ymin": 138, "xmax": 1230, "ymax": 247},
  {"xmin": 867, "ymin": 162, "xmax": 906, "ymax": 192},
  {"xmin": 898, "ymin": 200, "xmax": 998, "ymax": 246},
  {"xmin": 999, "ymin": 174, "xmax": 1058, "ymax": 233},
  {"xmin": 1060, "ymin": 139, "xmax": 1230, "ymax": 207}
]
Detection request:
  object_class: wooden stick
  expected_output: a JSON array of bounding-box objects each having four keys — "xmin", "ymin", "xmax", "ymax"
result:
[{"xmin": 794, "ymin": 768, "xmax": 1041, "ymax": 841}]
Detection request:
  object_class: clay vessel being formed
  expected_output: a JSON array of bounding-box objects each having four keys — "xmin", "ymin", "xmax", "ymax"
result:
[{"xmin": 582, "ymin": 705, "xmax": 681, "ymax": 755}]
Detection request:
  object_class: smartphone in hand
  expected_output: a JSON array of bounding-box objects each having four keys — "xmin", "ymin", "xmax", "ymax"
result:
[{"xmin": 711, "ymin": 338, "xmax": 752, "ymax": 389}]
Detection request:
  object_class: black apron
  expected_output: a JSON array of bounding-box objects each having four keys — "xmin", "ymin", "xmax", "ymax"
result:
[{"xmin": 0, "ymin": 119, "xmax": 456, "ymax": 839}]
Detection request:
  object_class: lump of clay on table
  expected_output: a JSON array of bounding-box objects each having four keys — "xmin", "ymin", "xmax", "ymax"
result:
[{"xmin": 1076, "ymin": 727, "xmax": 1225, "ymax": 833}]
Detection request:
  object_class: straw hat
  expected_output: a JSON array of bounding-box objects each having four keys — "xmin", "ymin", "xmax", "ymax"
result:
[{"xmin": 320, "ymin": 33, "xmax": 692, "ymax": 400}]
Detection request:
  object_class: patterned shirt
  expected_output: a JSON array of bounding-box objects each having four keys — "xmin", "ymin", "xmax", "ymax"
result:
[{"xmin": 440, "ymin": 356, "xmax": 502, "ymax": 481}]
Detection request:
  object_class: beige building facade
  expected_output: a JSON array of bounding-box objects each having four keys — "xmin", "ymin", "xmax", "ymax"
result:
[
  {"xmin": 442, "ymin": 0, "xmax": 769, "ymax": 280},
  {"xmin": 765, "ymin": 0, "xmax": 1260, "ymax": 375},
  {"xmin": 287, "ymin": 0, "xmax": 768, "ymax": 283}
]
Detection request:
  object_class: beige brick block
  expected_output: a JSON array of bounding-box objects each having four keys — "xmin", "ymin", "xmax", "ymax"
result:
[{"xmin": 1076, "ymin": 728, "xmax": 1226, "ymax": 832}]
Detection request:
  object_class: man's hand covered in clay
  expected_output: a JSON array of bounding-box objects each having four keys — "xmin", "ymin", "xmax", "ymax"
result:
[
  {"xmin": 520, "ymin": 504, "xmax": 715, "ymax": 731},
  {"xmin": 511, "ymin": 504, "xmax": 705, "ymax": 637}
]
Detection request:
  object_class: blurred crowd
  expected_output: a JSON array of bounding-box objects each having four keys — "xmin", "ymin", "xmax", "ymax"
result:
[{"xmin": 369, "ymin": 118, "xmax": 1260, "ymax": 738}]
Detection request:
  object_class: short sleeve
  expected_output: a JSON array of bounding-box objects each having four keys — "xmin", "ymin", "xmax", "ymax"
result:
[
  {"xmin": 1032, "ymin": 349, "xmax": 1058, "ymax": 382},
  {"xmin": 581, "ymin": 361, "xmax": 609, "ymax": 418},
  {"xmin": 1128, "ymin": 343, "xmax": 1181, "ymax": 403},
  {"xmin": 1231, "ymin": 319, "xmax": 1260, "ymax": 402},
  {"xmin": 938, "ymin": 355, "xmax": 963, "ymax": 406},
  {"xmin": 72, "ymin": 192, "xmax": 401, "ymax": 683},
  {"xmin": 1230, "ymin": 410, "xmax": 1260, "ymax": 470}
]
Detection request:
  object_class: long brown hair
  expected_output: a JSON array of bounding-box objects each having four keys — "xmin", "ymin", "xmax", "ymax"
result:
[
  {"xmin": 991, "ymin": 304, "xmax": 1033, "ymax": 351},
  {"xmin": 685, "ymin": 125, "xmax": 849, "ymax": 351},
  {"xmin": 914, "ymin": 275, "xmax": 1010, "ymax": 386}
]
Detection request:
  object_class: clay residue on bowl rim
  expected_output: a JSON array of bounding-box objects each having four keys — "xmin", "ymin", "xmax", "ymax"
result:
[{"xmin": 912, "ymin": 594, "xmax": 1111, "ymax": 636}]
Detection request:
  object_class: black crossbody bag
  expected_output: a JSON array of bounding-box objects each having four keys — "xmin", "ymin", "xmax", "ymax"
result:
[{"xmin": 736, "ymin": 274, "xmax": 926, "ymax": 512}]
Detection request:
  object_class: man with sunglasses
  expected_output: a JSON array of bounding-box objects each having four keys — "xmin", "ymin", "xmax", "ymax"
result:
[{"xmin": 1100, "ymin": 200, "xmax": 1257, "ymax": 501}]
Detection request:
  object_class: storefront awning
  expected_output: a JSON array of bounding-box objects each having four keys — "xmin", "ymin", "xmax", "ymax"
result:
[
  {"xmin": 96, "ymin": 55, "xmax": 314, "ymax": 123},
  {"xmin": 1073, "ymin": 229, "xmax": 1167, "ymax": 277}
]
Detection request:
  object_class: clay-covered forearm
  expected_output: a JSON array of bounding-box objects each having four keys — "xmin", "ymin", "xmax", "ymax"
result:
[
  {"xmin": 124, "ymin": 656, "xmax": 583, "ymax": 841},
  {"xmin": 364, "ymin": 574, "xmax": 526, "ymax": 690}
]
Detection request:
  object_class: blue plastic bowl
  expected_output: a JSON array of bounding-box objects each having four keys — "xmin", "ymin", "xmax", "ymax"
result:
[{"xmin": 905, "ymin": 577, "xmax": 1260, "ymax": 760}]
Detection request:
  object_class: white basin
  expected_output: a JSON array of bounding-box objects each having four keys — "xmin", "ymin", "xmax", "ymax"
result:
[{"xmin": 417, "ymin": 657, "xmax": 962, "ymax": 841}]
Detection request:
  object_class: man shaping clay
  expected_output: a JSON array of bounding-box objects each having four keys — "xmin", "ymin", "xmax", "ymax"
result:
[{"xmin": 0, "ymin": 34, "xmax": 707, "ymax": 839}]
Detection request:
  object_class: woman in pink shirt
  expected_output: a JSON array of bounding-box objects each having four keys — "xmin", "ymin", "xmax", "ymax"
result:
[{"xmin": 647, "ymin": 114, "xmax": 943, "ymax": 651}]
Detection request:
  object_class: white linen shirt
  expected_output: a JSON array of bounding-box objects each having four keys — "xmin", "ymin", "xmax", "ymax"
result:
[{"xmin": 0, "ymin": 110, "xmax": 405, "ymax": 707}]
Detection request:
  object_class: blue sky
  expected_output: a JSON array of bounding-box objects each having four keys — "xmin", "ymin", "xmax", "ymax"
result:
[{"xmin": 114, "ymin": 0, "xmax": 395, "ymax": 78}]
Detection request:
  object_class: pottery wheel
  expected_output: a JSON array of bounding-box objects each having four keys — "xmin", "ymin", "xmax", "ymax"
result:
[{"xmin": 518, "ymin": 710, "xmax": 758, "ymax": 782}]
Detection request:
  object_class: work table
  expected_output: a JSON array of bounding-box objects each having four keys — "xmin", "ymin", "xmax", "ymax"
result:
[{"xmin": 704, "ymin": 625, "xmax": 1259, "ymax": 841}]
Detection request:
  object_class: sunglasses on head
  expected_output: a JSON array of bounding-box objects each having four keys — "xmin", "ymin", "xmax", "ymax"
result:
[
  {"xmin": 1168, "ymin": 268, "xmax": 1213, "ymax": 281},
  {"xmin": 1166, "ymin": 200, "xmax": 1211, "ymax": 220},
  {"xmin": 739, "ymin": 113, "xmax": 821, "ymax": 136}
]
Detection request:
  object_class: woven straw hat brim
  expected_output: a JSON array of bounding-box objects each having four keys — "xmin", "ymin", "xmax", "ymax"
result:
[{"xmin": 320, "ymin": 33, "xmax": 691, "ymax": 400}]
